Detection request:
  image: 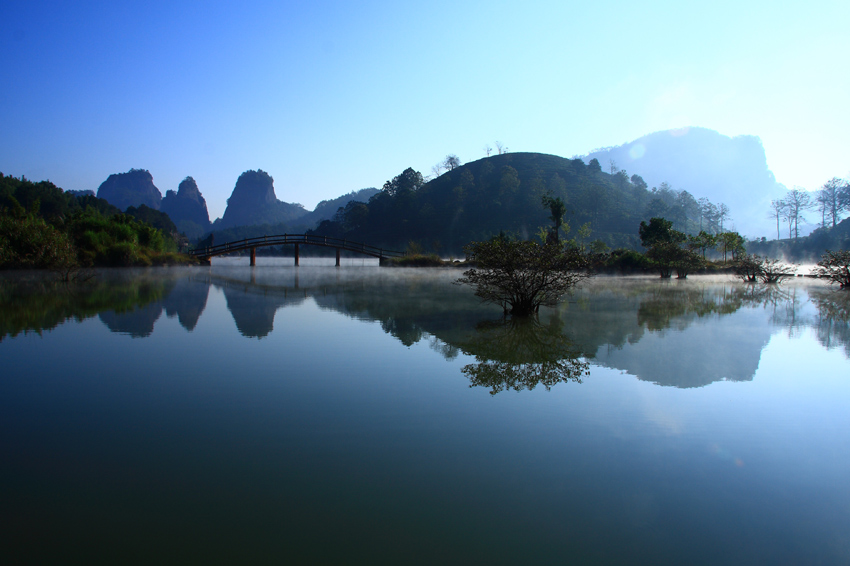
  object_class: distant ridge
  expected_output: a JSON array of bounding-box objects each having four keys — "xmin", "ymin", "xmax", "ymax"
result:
[{"xmin": 585, "ymin": 127, "xmax": 787, "ymax": 237}]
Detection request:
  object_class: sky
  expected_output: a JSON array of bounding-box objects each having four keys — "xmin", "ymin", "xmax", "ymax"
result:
[{"xmin": 1, "ymin": 0, "xmax": 848, "ymax": 220}]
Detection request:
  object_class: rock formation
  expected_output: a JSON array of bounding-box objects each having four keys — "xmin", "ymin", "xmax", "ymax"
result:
[
  {"xmin": 218, "ymin": 169, "xmax": 306, "ymax": 229},
  {"xmin": 161, "ymin": 176, "xmax": 211, "ymax": 238},
  {"xmin": 96, "ymin": 169, "xmax": 162, "ymax": 211},
  {"xmin": 585, "ymin": 127, "xmax": 787, "ymax": 238}
]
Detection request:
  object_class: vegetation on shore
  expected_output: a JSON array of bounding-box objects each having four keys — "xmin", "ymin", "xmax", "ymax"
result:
[{"xmin": 1, "ymin": 173, "xmax": 194, "ymax": 276}]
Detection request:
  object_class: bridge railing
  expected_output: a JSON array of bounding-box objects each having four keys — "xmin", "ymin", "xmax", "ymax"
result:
[{"xmin": 189, "ymin": 233, "xmax": 405, "ymax": 259}]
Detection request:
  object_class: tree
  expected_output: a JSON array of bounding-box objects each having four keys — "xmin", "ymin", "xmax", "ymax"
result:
[
  {"xmin": 443, "ymin": 154, "xmax": 461, "ymax": 171},
  {"xmin": 382, "ymin": 168, "xmax": 424, "ymax": 197},
  {"xmin": 687, "ymin": 230, "xmax": 717, "ymax": 259},
  {"xmin": 495, "ymin": 141, "xmax": 506, "ymax": 155},
  {"xmin": 717, "ymin": 203, "xmax": 730, "ymax": 232},
  {"xmin": 813, "ymin": 250, "xmax": 850, "ymax": 288},
  {"xmin": 484, "ymin": 144, "xmax": 492, "ymax": 157},
  {"xmin": 783, "ymin": 187, "xmax": 812, "ymax": 239},
  {"xmin": 671, "ymin": 246, "xmax": 704, "ymax": 279},
  {"xmin": 818, "ymin": 178, "xmax": 847, "ymax": 229},
  {"xmin": 716, "ymin": 231, "xmax": 745, "ymax": 262},
  {"xmin": 456, "ymin": 237, "xmax": 592, "ymax": 316},
  {"xmin": 630, "ymin": 174, "xmax": 648, "ymax": 212},
  {"xmin": 639, "ymin": 217, "xmax": 684, "ymax": 248},
  {"xmin": 541, "ymin": 194, "xmax": 567, "ymax": 243},
  {"xmin": 768, "ymin": 199, "xmax": 785, "ymax": 240},
  {"xmin": 698, "ymin": 197, "xmax": 717, "ymax": 233},
  {"xmin": 734, "ymin": 254, "xmax": 763, "ymax": 282},
  {"xmin": 639, "ymin": 218, "xmax": 688, "ymax": 278}
]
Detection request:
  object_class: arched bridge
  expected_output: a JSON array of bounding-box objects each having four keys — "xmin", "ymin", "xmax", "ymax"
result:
[{"xmin": 189, "ymin": 233, "xmax": 405, "ymax": 266}]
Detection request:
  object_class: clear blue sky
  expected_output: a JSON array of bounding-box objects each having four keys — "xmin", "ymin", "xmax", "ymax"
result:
[{"xmin": 1, "ymin": 0, "xmax": 847, "ymax": 220}]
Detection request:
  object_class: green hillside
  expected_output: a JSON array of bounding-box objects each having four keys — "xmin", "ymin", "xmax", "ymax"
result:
[{"xmin": 310, "ymin": 152, "xmax": 728, "ymax": 254}]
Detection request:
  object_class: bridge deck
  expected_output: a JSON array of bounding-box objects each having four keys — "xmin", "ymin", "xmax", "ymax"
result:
[{"xmin": 190, "ymin": 233, "xmax": 405, "ymax": 262}]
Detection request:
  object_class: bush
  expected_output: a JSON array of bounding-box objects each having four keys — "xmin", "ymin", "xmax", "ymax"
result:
[
  {"xmin": 0, "ymin": 215, "xmax": 77, "ymax": 269},
  {"xmin": 814, "ymin": 250, "xmax": 850, "ymax": 288}
]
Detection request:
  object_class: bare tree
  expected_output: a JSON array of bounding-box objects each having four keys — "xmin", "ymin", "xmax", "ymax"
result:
[
  {"xmin": 718, "ymin": 203, "xmax": 730, "ymax": 233},
  {"xmin": 495, "ymin": 141, "xmax": 506, "ymax": 155},
  {"xmin": 608, "ymin": 159, "xmax": 618, "ymax": 175},
  {"xmin": 783, "ymin": 187, "xmax": 813, "ymax": 239},
  {"xmin": 819, "ymin": 177, "xmax": 847, "ymax": 228},
  {"xmin": 431, "ymin": 163, "xmax": 444, "ymax": 179},
  {"xmin": 484, "ymin": 144, "xmax": 492, "ymax": 157},
  {"xmin": 816, "ymin": 189, "xmax": 829, "ymax": 228},
  {"xmin": 768, "ymin": 199, "xmax": 785, "ymax": 240}
]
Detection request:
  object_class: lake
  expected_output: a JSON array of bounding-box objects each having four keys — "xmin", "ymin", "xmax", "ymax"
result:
[{"xmin": 2, "ymin": 260, "xmax": 849, "ymax": 565}]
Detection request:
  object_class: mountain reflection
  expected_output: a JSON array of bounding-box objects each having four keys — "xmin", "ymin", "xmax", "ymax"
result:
[
  {"xmin": 100, "ymin": 277, "xmax": 211, "ymax": 337},
  {"xmin": 0, "ymin": 270, "xmax": 209, "ymax": 339},
  {"xmin": 456, "ymin": 315, "xmax": 589, "ymax": 395},
  {"xmin": 3, "ymin": 269, "xmax": 849, "ymax": 388},
  {"xmin": 213, "ymin": 277, "xmax": 307, "ymax": 338}
]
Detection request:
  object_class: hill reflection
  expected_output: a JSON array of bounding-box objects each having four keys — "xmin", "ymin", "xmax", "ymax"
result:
[{"xmin": 2, "ymin": 269, "xmax": 847, "ymax": 388}]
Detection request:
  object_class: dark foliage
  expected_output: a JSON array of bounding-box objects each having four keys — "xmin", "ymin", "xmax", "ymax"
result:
[
  {"xmin": 814, "ymin": 250, "xmax": 850, "ymax": 288},
  {"xmin": 0, "ymin": 173, "xmax": 188, "ymax": 270},
  {"xmin": 457, "ymin": 236, "xmax": 592, "ymax": 316}
]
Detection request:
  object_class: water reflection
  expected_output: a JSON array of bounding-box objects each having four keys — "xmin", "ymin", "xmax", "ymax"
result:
[
  {"xmin": 0, "ymin": 272, "xmax": 184, "ymax": 339},
  {"xmin": 2, "ymin": 269, "xmax": 848, "ymax": 388},
  {"xmin": 213, "ymin": 277, "xmax": 306, "ymax": 338},
  {"xmin": 456, "ymin": 315, "xmax": 589, "ymax": 394},
  {"xmin": 809, "ymin": 288, "xmax": 850, "ymax": 357}
]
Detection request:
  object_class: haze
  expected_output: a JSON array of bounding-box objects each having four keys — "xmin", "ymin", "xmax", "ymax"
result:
[{"xmin": 1, "ymin": 0, "xmax": 847, "ymax": 220}]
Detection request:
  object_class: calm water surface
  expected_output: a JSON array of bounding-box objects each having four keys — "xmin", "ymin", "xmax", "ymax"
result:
[{"xmin": 2, "ymin": 260, "xmax": 849, "ymax": 565}]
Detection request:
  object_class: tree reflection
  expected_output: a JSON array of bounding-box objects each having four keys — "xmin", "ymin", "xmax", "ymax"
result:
[
  {"xmin": 457, "ymin": 315, "xmax": 590, "ymax": 395},
  {"xmin": 809, "ymin": 289, "xmax": 850, "ymax": 357}
]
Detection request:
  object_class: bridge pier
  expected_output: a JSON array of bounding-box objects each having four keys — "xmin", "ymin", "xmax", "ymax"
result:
[
  {"xmin": 250, "ymin": 247, "xmax": 256, "ymax": 266},
  {"xmin": 336, "ymin": 248, "xmax": 340, "ymax": 267},
  {"xmin": 294, "ymin": 243, "xmax": 300, "ymax": 266}
]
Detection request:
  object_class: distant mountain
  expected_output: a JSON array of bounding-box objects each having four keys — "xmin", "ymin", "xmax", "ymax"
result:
[
  {"xmin": 296, "ymin": 188, "xmax": 380, "ymax": 229},
  {"xmin": 161, "ymin": 176, "xmax": 211, "ymax": 238},
  {"xmin": 585, "ymin": 127, "xmax": 787, "ymax": 238},
  {"xmin": 216, "ymin": 170, "xmax": 306, "ymax": 230},
  {"xmin": 96, "ymin": 169, "xmax": 163, "ymax": 211}
]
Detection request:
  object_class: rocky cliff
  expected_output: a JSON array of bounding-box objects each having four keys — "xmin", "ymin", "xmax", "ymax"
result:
[
  {"xmin": 218, "ymin": 170, "xmax": 306, "ymax": 229},
  {"xmin": 585, "ymin": 127, "xmax": 787, "ymax": 238},
  {"xmin": 161, "ymin": 176, "xmax": 211, "ymax": 238},
  {"xmin": 96, "ymin": 169, "xmax": 162, "ymax": 211}
]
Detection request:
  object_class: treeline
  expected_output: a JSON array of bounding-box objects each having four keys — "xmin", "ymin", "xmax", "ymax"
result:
[
  {"xmin": 768, "ymin": 178, "xmax": 850, "ymax": 240},
  {"xmin": 749, "ymin": 177, "xmax": 850, "ymax": 261},
  {"xmin": 0, "ymin": 173, "xmax": 191, "ymax": 274},
  {"xmin": 309, "ymin": 153, "xmax": 731, "ymax": 255}
]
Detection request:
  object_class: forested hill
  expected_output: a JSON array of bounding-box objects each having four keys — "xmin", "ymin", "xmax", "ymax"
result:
[{"xmin": 310, "ymin": 152, "xmax": 729, "ymax": 255}]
